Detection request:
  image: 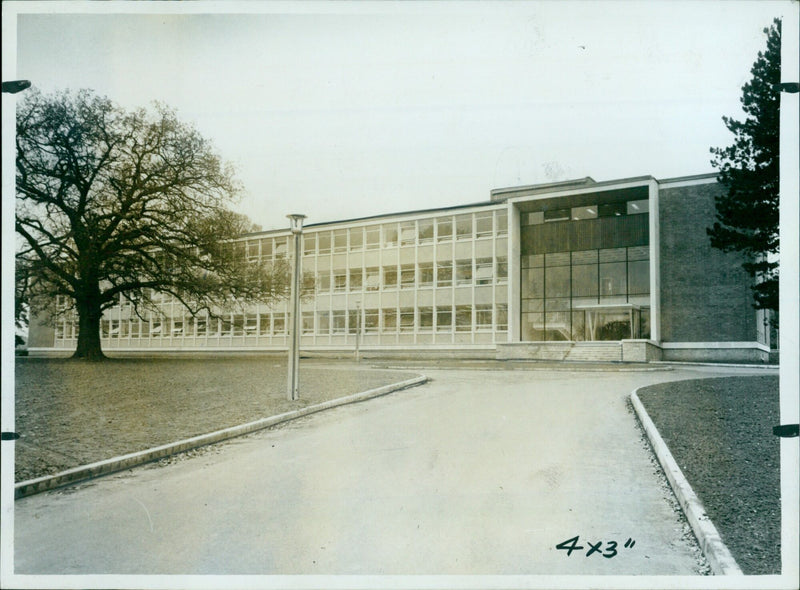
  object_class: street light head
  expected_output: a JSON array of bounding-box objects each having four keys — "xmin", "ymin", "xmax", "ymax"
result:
[
  {"xmin": 2, "ymin": 80, "xmax": 31, "ymax": 94},
  {"xmin": 287, "ymin": 214, "xmax": 306, "ymax": 234}
]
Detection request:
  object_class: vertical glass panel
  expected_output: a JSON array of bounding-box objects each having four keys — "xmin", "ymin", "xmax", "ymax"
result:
[
  {"xmin": 349, "ymin": 227, "xmax": 363, "ymax": 250},
  {"xmin": 455, "ymin": 214, "xmax": 472, "ymax": 240},
  {"xmin": 261, "ymin": 238, "xmax": 273, "ymax": 258},
  {"xmin": 436, "ymin": 307, "xmax": 453, "ymax": 331},
  {"xmin": 349, "ymin": 268, "xmax": 362, "ymax": 291},
  {"xmin": 599, "ymin": 262, "xmax": 627, "ymax": 296},
  {"xmin": 247, "ymin": 240, "xmax": 260, "ymax": 260},
  {"xmin": 331, "ymin": 310, "xmax": 346, "ymax": 334},
  {"xmin": 475, "ymin": 258, "xmax": 493, "ymax": 285},
  {"xmin": 545, "ymin": 312, "xmax": 571, "ymax": 340},
  {"xmin": 317, "ymin": 232, "xmax": 331, "ymax": 254},
  {"xmin": 400, "ymin": 264, "xmax": 415, "ymax": 288},
  {"xmin": 521, "ymin": 312, "xmax": 545, "ymax": 341},
  {"xmin": 572, "ymin": 264, "xmax": 598, "ymax": 297},
  {"xmin": 475, "ymin": 213, "xmax": 493, "ymax": 237},
  {"xmin": 364, "ymin": 309, "xmax": 379, "ymax": 333},
  {"xmin": 545, "ymin": 252, "xmax": 571, "ymax": 267},
  {"xmin": 524, "ymin": 211, "xmax": 544, "ymax": 225},
  {"xmin": 598, "ymin": 202, "xmax": 626, "ymax": 217},
  {"xmin": 545, "ymin": 265, "xmax": 570, "ymax": 298},
  {"xmin": 629, "ymin": 260, "xmax": 650, "ymax": 295},
  {"xmin": 317, "ymin": 311, "xmax": 330, "ymax": 335},
  {"xmin": 521, "ymin": 267, "xmax": 544, "ymax": 299},
  {"xmin": 333, "ymin": 229, "xmax": 348, "ymax": 252},
  {"xmin": 333, "ymin": 270, "xmax": 347, "ymax": 292},
  {"xmin": 274, "ymin": 238, "xmax": 288, "ymax": 259},
  {"xmin": 383, "ymin": 224, "xmax": 398, "ymax": 247},
  {"xmin": 365, "ymin": 267, "xmax": 380, "ymax": 291},
  {"xmin": 571, "ymin": 311, "xmax": 586, "ymax": 341},
  {"xmin": 383, "ymin": 266, "xmax": 398, "ymax": 289},
  {"xmin": 348, "ymin": 310, "xmax": 359, "ymax": 334},
  {"xmin": 382, "ymin": 308, "xmax": 397, "ymax": 332},
  {"xmin": 455, "ymin": 259, "xmax": 472, "ymax": 285},
  {"xmin": 475, "ymin": 304, "xmax": 492, "ymax": 329},
  {"xmin": 418, "ymin": 263, "xmax": 434, "ymax": 287},
  {"xmin": 496, "ymin": 210, "xmax": 508, "ymax": 235},
  {"xmin": 544, "ymin": 208, "xmax": 570, "ymax": 222},
  {"xmin": 272, "ymin": 314, "xmax": 286, "ymax": 335},
  {"xmin": 317, "ymin": 271, "xmax": 331, "ymax": 293},
  {"xmin": 437, "ymin": 261, "xmax": 453, "ymax": 287},
  {"xmin": 303, "ymin": 233, "xmax": 316, "ymax": 256},
  {"xmin": 496, "ymin": 256, "xmax": 508, "ymax": 282},
  {"xmin": 400, "ymin": 222, "xmax": 416, "ymax": 246},
  {"xmin": 365, "ymin": 226, "xmax": 380, "ymax": 249},
  {"xmin": 437, "ymin": 217, "xmax": 453, "ymax": 241},
  {"xmin": 418, "ymin": 220, "xmax": 434, "ymax": 244},
  {"xmin": 259, "ymin": 314, "xmax": 270, "ymax": 335},
  {"xmin": 419, "ymin": 307, "xmax": 434, "ymax": 330},
  {"xmin": 245, "ymin": 314, "xmax": 258, "ymax": 335},
  {"xmin": 455, "ymin": 305, "xmax": 472, "ymax": 331},
  {"xmin": 496, "ymin": 304, "xmax": 508, "ymax": 330},
  {"xmin": 599, "ymin": 248, "xmax": 626, "ymax": 263},
  {"xmin": 399, "ymin": 307, "xmax": 415, "ymax": 332},
  {"xmin": 302, "ymin": 312, "xmax": 314, "ymax": 334},
  {"xmin": 627, "ymin": 245, "xmax": 649, "ymax": 261}
]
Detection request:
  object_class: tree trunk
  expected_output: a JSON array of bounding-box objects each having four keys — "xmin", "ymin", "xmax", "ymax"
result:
[{"xmin": 73, "ymin": 297, "xmax": 106, "ymax": 360}]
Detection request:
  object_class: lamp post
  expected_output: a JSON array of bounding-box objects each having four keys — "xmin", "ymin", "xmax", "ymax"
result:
[
  {"xmin": 286, "ymin": 214, "xmax": 306, "ymax": 401},
  {"xmin": 354, "ymin": 300, "xmax": 361, "ymax": 361}
]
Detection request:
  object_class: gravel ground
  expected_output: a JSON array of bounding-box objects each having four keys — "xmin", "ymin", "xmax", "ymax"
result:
[
  {"xmin": 14, "ymin": 357, "xmax": 417, "ymax": 482},
  {"xmin": 636, "ymin": 375, "xmax": 780, "ymax": 575}
]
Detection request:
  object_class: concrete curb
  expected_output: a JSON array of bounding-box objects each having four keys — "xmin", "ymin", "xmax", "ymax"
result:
[
  {"xmin": 630, "ymin": 389, "xmax": 743, "ymax": 576},
  {"xmin": 15, "ymin": 375, "xmax": 429, "ymax": 499}
]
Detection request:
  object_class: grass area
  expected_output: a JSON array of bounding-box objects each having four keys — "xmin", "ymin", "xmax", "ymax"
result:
[
  {"xmin": 14, "ymin": 357, "xmax": 417, "ymax": 482},
  {"xmin": 636, "ymin": 375, "xmax": 780, "ymax": 575}
]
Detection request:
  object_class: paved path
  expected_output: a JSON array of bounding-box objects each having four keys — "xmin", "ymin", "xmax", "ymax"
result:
[{"xmin": 13, "ymin": 365, "xmax": 770, "ymax": 576}]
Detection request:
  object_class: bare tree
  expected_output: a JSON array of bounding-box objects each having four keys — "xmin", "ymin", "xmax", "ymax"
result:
[{"xmin": 16, "ymin": 89, "xmax": 296, "ymax": 360}]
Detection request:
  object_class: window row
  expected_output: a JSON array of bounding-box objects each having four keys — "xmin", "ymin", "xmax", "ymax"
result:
[
  {"xmin": 522, "ymin": 199, "xmax": 648, "ymax": 226},
  {"xmin": 316, "ymin": 258, "xmax": 508, "ymax": 293},
  {"xmin": 54, "ymin": 304, "xmax": 510, "ymax": 340}
]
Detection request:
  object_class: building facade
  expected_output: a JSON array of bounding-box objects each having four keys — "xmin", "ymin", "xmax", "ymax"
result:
[{"xmin": 29, "ymin": 173, "xmax": 774, "ymax": 363}]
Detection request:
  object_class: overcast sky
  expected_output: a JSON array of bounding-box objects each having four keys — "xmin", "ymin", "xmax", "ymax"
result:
[{"xmin": 7, "ymin": 0, "xmax": 796, "ymax": 231}]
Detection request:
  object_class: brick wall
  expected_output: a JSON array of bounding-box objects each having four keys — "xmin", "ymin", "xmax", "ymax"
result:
[{"xmin": 658, "ymin": 182, "xmax": 758, "ymax": 343}]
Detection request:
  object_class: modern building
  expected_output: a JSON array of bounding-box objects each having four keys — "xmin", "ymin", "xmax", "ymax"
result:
[{"xmin": 28, "ymin": 173, "xmax": 775, "ymax": 363}]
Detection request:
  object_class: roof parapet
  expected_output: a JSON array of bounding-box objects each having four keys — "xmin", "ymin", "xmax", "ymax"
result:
[{"xmin": 490, "ymin": 177, "xmax": 596, "ymax": 201}]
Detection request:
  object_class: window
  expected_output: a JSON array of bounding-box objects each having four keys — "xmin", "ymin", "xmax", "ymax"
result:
[
  {"xmin": 436, "ymin": 307, "xmax": 453, "ymax": 331},
  {"xmin": 419, "ymin": 307, "xmax": 434, "ymax": 331},
  {"xmin": 245, "ymin": 314, "xmax": 258, "ymax": 335},
  {"xmin": 247, "ymin": 240, "xmax": 260, "ymax": 260},
  {"xmin": 150, "ymin": 320, "xmax": 162, "ymax": 336},
  {"xmin": 544, "ymin": 208, "xmax": 570, "ymax": 222},
  {"xmin": 496, "ymin": 210, "xmax": 508, "ymax": 235},
  {"xmin": 258, "ymin": 314, "xmax": 270, "ymax": 335},
  {"xmin": 437, "ymin": 217, "xmax": 453, "ymax": 241},
  {"xmin": 302, "ymin": 312, "xmax": 314, "ymax": 334},
  {"xmin": 317, "ymin": 311, "xmax": 330, "ymax": 335},
  {"xmin": 496, "ymin": 304, "xmax": 508, "ymax": 331},
  {"xmin": 333, "ymin": 229, "xmax": 347, "ymax": 253},
  {"xmin": 332, "ymin": 310, "xmax": 346, "ymax": 334},
  {"xmin": 400, "ymin": 264, "xmax": 415, "ymax": 289},
  {"xmin": 399, "ymin": 308, "xmax": 415, "ymax": 332},
  {"xmin": 333, "ymin": 270, "xmax": 347, "ymax": 293},
  {"xmin": 317, "ymin": 271, "xmax": 331, "ymax": 293},
  {"xmin": 455, "ymin": 305, "xmax": 472, "ymax": 331},
  {"xmin": 418, "ymin": 220, "xmax": 434, "ymax": 244},
  {"xmin": 475, "ymin": 213, "xmax": 492, "ymax": 238},
  {"xmin": 598, "ymin": 202, "xmax": 626, "ymax": 217},
  {"xmin": 273, "ymin": 315, "xmax": 286, "ymax": 335},
  {"xmin": 365, "ymin": 267, "xmax": 380, "ymax": 291},
  {"xmin": 348, "ymin": 310, "xmax": 360, "ymax": 334},
  {"xmin": 261, "ymin": 238, "xmax": 273, "ymax": 259},
  {"xmin": 196, "ymin": 317, "xmax": 207, "ymax": 337},
  {"xmin": 545, "ymin": 265, "xmax": 571, "ymax": 299},
  {"xmin": 318, "ymin": 232, "xmax": 331, "ymax": 254},
  {"xmin": 365, "ymin": 226, "xmax": 380, "ymax": 249},
  {"xmin": 496, "ymin": 256, "xmax": 508, "ymax": 282},
  {"xmin": 418, "ymin": 263, "xmax": 434, "ymax": 287},
  {"xmin": 382, "ymin": 309, "xmax": 397, "ymax": 332},
  {"xmin": 129, "ymin": 320, "xmax": 140, "ymax": 338},
  {"xmin": 437, "ymin": 261, "xmax": 453, "ymax": 287},
  {"xmin": 232, "ymin": 315, "xmax": 244, "ymax": 336},
  {"xmin": 274, "ymin": 238, "xmax": 288, "ymax": 258},
  {"xmin": 400, "ymin": 222, "xmax": 416, "ymax": 246},
  {"xmin": 627, "ymin": 199, "xmax": 649, "ymax": 215},
  {"xmin": 383, "ymin": 224, "xmax": 398, "ymax": 247},
  {"xmin": 364, "ymin": 309, "xmax": 379, "ymax": 333},
  {"xmin": 349, "ymin": 227, "xmax": 363, "ymax": 251},
  {"xmin": 475, "ymin": 305, "xmax": 492, "ymax": 330},
  {"xmin": 571, "ymin": 206, "xmax": 597, "ymax": 220},
  {"xmin": 456, "ymin": 214, "xmax": 472, "ymax": 240},
  {"xmin": 455, "ymin": 259, "xmax": 473, "ymax": 285},
  {"xmin": 303, "ymin": 233, "xmax": 316, "ymax": 256},
  {"xmin": 383, "ymin": 266, "xmax": 398, "ymax": 289},
  {"xmin": 475, "ymin": 258, "xmax": 493, "ymax": 285},
  {"xmin": 349, "ymin": 268, "xmax": 363, "ymax": 291},
  {"xmin": 524, "ymin": 211, "xmax": 544, "ymax": 225}
]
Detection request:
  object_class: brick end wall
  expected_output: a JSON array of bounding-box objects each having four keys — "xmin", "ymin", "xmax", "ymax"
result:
[{"xmin": 658, "ymin": 183, "xmax": 758, "ymax": 343}]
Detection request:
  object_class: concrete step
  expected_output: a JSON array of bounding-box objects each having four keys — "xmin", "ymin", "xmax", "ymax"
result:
[{"xmin": 564, "ymin": 342, "xmax": 623, "ymax": 362}]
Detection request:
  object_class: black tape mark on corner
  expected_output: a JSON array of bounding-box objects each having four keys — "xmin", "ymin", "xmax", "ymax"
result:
[
  {"xmin": 1, "ymin": 432, "xmax": 20, "ymax": 441},
  {"xmin": 773, "ymin": 424, "xmax": 799, "ymax": 438}
]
